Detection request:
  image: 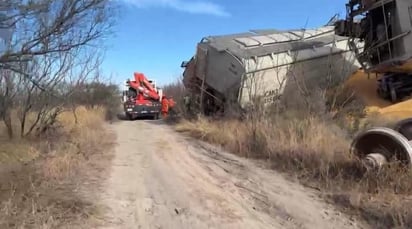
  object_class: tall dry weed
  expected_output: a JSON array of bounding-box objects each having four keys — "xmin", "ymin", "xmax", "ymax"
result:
[
  {"xmin": 175, "ymin": 113, "xmax": 412, "ymax": 228},
  {"xmin": 0, "ymin": 106, "xmax": 113, "ymax": 228}
]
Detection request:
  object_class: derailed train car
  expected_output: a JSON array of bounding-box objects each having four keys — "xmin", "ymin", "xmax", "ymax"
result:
[
  {"xmin": 181, "ymin": 1, "xmax": 412, "ymax": 171},
  {"xmin": 181, "ymin": 25, "xmax": 362, "ymax": 114}
]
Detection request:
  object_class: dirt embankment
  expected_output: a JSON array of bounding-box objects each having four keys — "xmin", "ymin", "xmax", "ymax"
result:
[{"xmin": 98, "ymin": 120, "xmax": 367, "ymax": 229}]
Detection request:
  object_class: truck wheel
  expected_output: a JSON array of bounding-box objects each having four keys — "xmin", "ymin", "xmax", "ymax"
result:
[
  {"xmin": 126, "ymin": 113, "xmax": 133, "ymax": 121},
  {"xmin": 390, "ymin": 85, "xmax": 397, "ymax": 103}
]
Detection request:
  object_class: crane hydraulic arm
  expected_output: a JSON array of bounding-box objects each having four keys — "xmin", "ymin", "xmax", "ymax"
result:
[
  {"xmin": 128, "ymin": 72, "xmax": 160, "ymax": 101},
  {"xmin": 123, "ymin": 72, "xmax": 163, "ymax": 120}
]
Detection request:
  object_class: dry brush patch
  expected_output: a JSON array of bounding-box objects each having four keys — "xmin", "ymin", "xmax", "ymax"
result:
[
  {"xmin": 175, "ymin": 114, "xmax": 412, "ymax": 228},
  {"xmin": 0, "ymin": 107, "xmax": 114, "ymax": 229}
]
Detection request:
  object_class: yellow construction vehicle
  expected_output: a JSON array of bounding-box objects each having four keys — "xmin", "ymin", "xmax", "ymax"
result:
[{"xmin": 336, "ymin": 0, "xmax": 412, "ymax": 169}]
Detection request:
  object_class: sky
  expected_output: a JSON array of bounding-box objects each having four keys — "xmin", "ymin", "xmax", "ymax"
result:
[{"xmin": 102, "ymin": 0, "xmax": 349, "ymax": 86}]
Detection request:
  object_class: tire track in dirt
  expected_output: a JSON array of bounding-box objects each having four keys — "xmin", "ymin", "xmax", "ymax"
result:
[{"xmin": 98, "ymin": 120, "xmax": 369, "ymax": 229}]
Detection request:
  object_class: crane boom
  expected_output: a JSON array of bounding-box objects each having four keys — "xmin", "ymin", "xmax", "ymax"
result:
[{"xmin": 127, "ymin": 72, "xmax": 160, "ymax": 101}]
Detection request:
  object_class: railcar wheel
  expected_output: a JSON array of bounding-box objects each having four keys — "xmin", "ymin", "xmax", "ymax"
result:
[{"xmin": 350, "ymin": 127, "xmax": 412, "ymax": 169}]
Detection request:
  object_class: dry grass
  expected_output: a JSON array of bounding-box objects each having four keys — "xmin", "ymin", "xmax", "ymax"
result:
[
  {"xmin": 0, "ymin": 141, "xmax": 38, "ymax": 164},
  {"xmin": 0, "ymin": 106, "xmax": 114, "ymax": 229},
  {"xmin": 175, "ymin": 113, "xmax": 412, "ymax": 228}
]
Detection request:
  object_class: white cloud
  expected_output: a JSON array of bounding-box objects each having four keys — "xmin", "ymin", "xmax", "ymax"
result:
[{"xmin": 120, "ymin": 0, "xmax": 230, "ymax": 17}]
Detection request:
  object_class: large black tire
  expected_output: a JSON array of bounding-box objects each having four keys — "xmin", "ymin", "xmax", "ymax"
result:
[
  {"xmin": 377, "ymin": 87, "xmax": 388, "ymax": 100},
  {"xmin": 126, "ymin": 113, "xmax": 133, "ymax": 121},
  {"xmin": 394, "ymin": 118, "xmax": 412, "ymax": 140},
  {"xmin": 390, "ymin": 84, "xmax": 398, "ymax": 103}
]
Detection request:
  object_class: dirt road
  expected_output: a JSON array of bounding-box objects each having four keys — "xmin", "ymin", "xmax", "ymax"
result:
[{"xmin": 99, "ymin": 120, "xmax": 368, "ymax": 229}]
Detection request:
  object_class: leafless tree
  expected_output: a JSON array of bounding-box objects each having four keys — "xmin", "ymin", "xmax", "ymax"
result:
[
  {"xmin": 16, "ymin": 49, "xmax": 102, "ymax": 137},
  {"xmin": 0, "ymin": 70, "xmax": 19, "ymax": 138},
  {"xmin": 241, "ymin": 51, "xmax": 289, "ymax": 119},
  {"xmin": 0, "ymin": 1, "xmax": 113, "ymax": 71},
  {"xmin": 287, "ymin": 38, "xmax": 359, "ymax": 118},
  {"xmin": 0, "ymin": 0, "xmax": 114, "ymax": 139}
]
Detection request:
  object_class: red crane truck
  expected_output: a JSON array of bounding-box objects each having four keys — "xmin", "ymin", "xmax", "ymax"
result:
[{"xmin": 122, "ymin": 72, "xmax": 163, "ymax": 120}]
